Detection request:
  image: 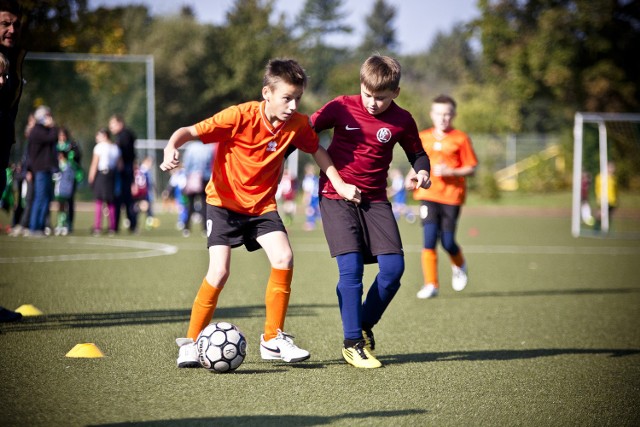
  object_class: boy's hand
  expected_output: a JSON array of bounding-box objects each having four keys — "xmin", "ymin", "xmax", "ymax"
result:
[
  {"xmin": 335, "ymin": 182, "xmax": 362, "ymax": 204},
  {"xmin": 407, "ymin": 172, "xmax": 431, "ymax": 190},
  {"xmin": 160, "ymin": 149, "xmax": 180, "ymax": 171}
]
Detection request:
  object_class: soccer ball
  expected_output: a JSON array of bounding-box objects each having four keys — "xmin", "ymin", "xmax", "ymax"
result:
[{"xmin": 196, "ymin": 322, "xmax": 247, "ymax": 373}]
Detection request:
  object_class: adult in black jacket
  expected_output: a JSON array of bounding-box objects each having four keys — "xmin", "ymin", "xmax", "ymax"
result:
[
  {"xmin": 27, "ymin": 106, "xmax": 58, "ymax": 235},
  {"xmin": 109, "ymin": 114, "xmax": 137, "ymax": 233},
  {"xmin": 0, "ymin": 0, "xmax": 25, "ymax": 195}
]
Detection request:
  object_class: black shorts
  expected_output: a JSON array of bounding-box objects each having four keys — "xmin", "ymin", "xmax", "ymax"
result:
[
  {"xmin": 419, "ymin": 200, "xmax": 461, "ymax": 231},
  {"xmin": 319, "ymin": 197, "xmax": 403, "ymax": 264},
  {"xmin": 206, "ymin": 205, "xmax": 286, "ymax": 252}
]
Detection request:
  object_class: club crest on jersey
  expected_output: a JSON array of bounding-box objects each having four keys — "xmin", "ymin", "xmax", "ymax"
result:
[
  {"xmin": 267, "ymin": 141, "xmax": 278, "ymax": 152},
  {"xmin": 377, "ymin": 127, "xmax": 392, "ymax": 143}
]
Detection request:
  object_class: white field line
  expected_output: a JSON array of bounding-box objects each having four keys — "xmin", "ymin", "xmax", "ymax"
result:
[
  {"xmin": 0, "ymin": 237, "xmax": 178, "ymax": 263},
  {"xmin": 293, "ymin": 243, "xmax": 640, "ymax": 256}
]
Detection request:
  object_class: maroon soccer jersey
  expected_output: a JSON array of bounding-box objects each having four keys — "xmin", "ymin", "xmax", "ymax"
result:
[{"xmin": 311, "ymin": 95, "xmax": 423, "ymax": 202}]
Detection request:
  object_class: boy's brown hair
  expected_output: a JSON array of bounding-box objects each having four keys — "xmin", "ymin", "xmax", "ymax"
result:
[
  {"xmin": 263, "ymin": 58, "xmax": 308, "ymax": 90},
  {"xmin": 433, "ymin": 94, "xmax": 457, "ymax": 111},
  {"xmin": 360, "ymin": 55, "xmax": 401, "ymax": 92}
]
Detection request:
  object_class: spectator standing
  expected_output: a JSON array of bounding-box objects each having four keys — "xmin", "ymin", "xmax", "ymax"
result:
[
  {"xmin": 0, "ymin": 0, "xmax": 25, "ymax": 197},
  {"xmin": 27, "ymin": 105, "xmax": 58, "ymax": 236},
  {"xmin": 594, "ymin": 161, "xmax": 618, "ymax": 232},
  {"xmin": 277, "ymin": 168, "xmax": 296, "ymax": 227},
  {"xmin": 0, "ymin": 2, "xmax": 26, "ymax": 322},
  {"xmin": 8, "ymin": 114, "xmax": 34, "ymax": 236},
  {"xmin": 109, "ymin": 114, "xmax": 137, "ymax": 233},
  {"xmin": 182, "ymin": 141, "xmax": 214, "ymax": 237},
  {"xmin": 301, "ymin": 163, "xmax": 320, "ymax": 231},
  {"xmin": 53, "ymin": 148, "xmax": 76, "ymax": 235},
  {"xmin": 57, "ymin": 127, "xmax": 82, "ymax": 232},
  {"xmin": 88, "ymin": 128, "xmax": 121, "ymax": 236}
]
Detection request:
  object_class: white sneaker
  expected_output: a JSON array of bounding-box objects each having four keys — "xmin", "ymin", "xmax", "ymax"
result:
[
  {"xmin": 417, "ymin": 283, "xmax": 439, "ymax": 299},
  {"xmin": 452, "ymin": 263, "xmax": 468, "ymax": 291},
  {"xmin": 176, "ymin": 338, "xmax": 200, "ymax": 368},
  {"xmin": 260, "ymin": 329, "xmax": 310, "ymax": 362}
]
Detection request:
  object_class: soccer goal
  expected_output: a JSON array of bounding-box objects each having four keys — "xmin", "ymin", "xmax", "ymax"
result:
[{"xmin": 572, "ymin": 112, "xmax": 640, "ymax": 237}]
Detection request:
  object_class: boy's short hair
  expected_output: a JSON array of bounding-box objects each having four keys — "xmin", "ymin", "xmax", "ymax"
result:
[
  {"xmin": 263, "ymin": 58, "xmax": 308, "ymax": 89},
  {"xmin": 360, "ymin": 55, "xmax": 401, "ymax": 92},
  {"xmin": 433, "ymin": 94, "xmax": 457, "ymax": 110}
]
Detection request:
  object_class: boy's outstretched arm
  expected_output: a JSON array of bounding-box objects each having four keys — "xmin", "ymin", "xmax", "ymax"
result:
[
  {"xmin": 159, "ymin": 126, "xmax": 198, "ymax": 171},
  {"xmin": 312, "ymin": 146, "xmax": 362, "ymax": 204}
]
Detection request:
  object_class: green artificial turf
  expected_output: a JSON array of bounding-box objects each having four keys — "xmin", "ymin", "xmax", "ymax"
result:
[{"xmin": 1, "ymin": 200, "xmax": 639, "ymax": 426}]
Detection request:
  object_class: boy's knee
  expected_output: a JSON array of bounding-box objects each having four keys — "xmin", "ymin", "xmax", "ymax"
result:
[{"xmin": 206, "ymin": 267, "xmax": 229, "ymax": 288}]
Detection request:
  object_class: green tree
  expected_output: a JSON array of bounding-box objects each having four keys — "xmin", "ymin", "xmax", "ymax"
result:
[
  {"xmin": 474, "ymin": 0, "xmax": 640, "ymax": 133},
  {"xmin": 295, "ymin": 0, "xmax": 353, "ymax": 94},
  {"xmin": 359, "ymin": 0, "xmax": 398, "ymax": 55},
  {"xmin": 212, "ymin": 0, "xmax": 294, "ymax": 105},
  {"xmin": 401, "ymin": 24, "xmax": 480, "ymax": 130}
]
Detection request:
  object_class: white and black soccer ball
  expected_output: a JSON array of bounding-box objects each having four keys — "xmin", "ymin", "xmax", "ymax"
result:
[{"xmin": 196, "ymin": 322, "xmax": 247, "ymax": 373}]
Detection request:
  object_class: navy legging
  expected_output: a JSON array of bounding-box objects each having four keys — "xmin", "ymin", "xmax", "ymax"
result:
[
  {"xmin": 336, "ymin": 252, "xmax": 404, "ymax": 340},
  {"xmin": 423, "ymin": 222, "xmax": 460, "ymax": 255}
]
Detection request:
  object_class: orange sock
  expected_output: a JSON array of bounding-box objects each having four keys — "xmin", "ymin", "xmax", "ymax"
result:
[
  {"xmin": 186, "ymin": 278, "xmax": 222, "ymax": 340},
  {"xmin": 451, "ymin": 250, "xmax": 465, "ymax": 268},
  {"xmin": 421, "ymin": 249, "xmax": 438, "ymax": 287},
  {"xmin": 263, "ymin": 267, "xmax": 293, "ymax": 341}
]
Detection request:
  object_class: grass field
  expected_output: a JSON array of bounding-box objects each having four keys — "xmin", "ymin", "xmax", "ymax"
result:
[{"xmin": 1, "ymin": 192, "xmax": 639, "ymax": 426}]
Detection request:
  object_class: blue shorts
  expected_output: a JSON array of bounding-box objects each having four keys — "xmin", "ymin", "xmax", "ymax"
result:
[{"xmin": 205, "ymin": 205, "xmax": 286, "ymax": 252}]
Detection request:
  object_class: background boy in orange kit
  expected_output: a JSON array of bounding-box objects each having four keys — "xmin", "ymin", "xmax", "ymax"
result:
[{"xmin": 408, "ymin": 94, "xmax": 478, "ymax": 299}]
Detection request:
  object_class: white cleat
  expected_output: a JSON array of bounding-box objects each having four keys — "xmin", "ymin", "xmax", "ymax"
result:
[
  {"xmin": 417, "ymin": 283, "xmax": 439, "ymax": 299},
  {"xmin": 176, "ymin": 338, "xmax": 200, "ymax": 368},
  {"xmin": 452, "ymin": 263, "xmax": 468, "ymax": 291},
  {"xmin": 260, "ymin": 329, "xmax": 310, "ymax": 362}
]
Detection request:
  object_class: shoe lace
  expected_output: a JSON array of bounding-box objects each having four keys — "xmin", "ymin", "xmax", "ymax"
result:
[
  {"xmin": 275, "ymin": 329, "xmax": 297, "ymax": 348},
  {"xmin": 354, "ymin": 341, "xmax": 369, "ymax": 359},
  {"xmin": 363, "ymin": 329, "xmax": 375, "ymax": 350}
]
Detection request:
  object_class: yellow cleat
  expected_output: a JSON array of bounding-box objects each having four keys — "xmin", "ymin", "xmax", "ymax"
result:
[
  {"xmin": 342, "ymin": 341, "xmax": 382, "ymax": 369},
  {"xmin": 362, "ymin": 329, "xmax": 376, "ymax": 354}
]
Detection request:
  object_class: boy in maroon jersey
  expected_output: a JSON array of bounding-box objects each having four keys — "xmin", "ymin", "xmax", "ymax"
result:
[{"xmin": 311, "ymin": 55, "xmax": 431, "ymax": 368}]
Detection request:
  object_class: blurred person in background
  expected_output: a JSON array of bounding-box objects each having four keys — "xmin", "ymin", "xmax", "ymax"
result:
[
  {"xmin": 26, "ymin": 105, "xmax": 58, "ymax": 237},
  {"xmin": 57, "ymin": 127, "xmax": 82, "ymax": 233},
  {"xmin": 408, "ymin": 95, "xmax": 478, "ymax": 299},
  {"xmin": 109, "ymin": 114, "xmax": 137, "ymax": 233},
  {"xmin": 88, "ymin": 128, "xmax": 121, "ymax": 236},
  {"xmin": 0, "ymin": 0, "xmax": 25, "ymax": 202},
  {"xmin": 181, "ymin": 140, "xmax": 214, "ymax": 237}
]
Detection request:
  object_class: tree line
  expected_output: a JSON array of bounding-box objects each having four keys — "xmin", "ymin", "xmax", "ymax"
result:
[{"xmin": 14, "ymin": 0, "xmax": 640, "ymax": 189}]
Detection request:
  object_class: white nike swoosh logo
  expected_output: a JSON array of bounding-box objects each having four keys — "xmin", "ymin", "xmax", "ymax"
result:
[{"xmin": 345, "ymin": 125, "xmax": 360, "ymax": 130}]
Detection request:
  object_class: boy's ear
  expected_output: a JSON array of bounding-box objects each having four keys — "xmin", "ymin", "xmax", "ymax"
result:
[
  {"xmin": 393, "ymin": 87, "xmax": 401, "ymax": 98},
  {"xmin": 262, "ymin": 86, "xmax": 271, "ymax": 101}
]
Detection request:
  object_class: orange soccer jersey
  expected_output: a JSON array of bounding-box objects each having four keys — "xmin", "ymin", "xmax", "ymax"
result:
[
  {"xmin": 413, "ymin": 128, "xmax": 478, "ymax": 206},
  {"xmin": 195, "ymin": 101, "xmax": 319, "ymax": 216}
]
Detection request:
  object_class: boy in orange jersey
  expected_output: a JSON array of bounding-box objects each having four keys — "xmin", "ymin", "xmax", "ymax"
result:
[
  {"xmin": 160, "ymin": 58, "xmax": 359, "ymax": 367},
  {"xmin": 407, "ymin": 94, "xmax": 478, "ymax": 299}
]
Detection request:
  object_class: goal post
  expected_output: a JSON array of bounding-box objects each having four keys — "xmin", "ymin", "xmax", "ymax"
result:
[{"xmin": 572, "ymin": 112, "xmax": 640, "ymax": 237}]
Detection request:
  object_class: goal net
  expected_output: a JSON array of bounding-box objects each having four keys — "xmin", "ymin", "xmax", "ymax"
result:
[{"xmin": 572, "ymin": 112, "xmax": 640, "ymax": 238}]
